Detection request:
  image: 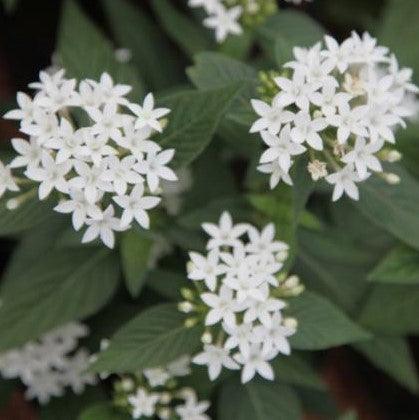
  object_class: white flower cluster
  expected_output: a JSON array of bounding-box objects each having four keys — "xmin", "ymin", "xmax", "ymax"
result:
[
  {"xmin": 251, "ymin": 32, "xmax": 418, "ymax": 201},
  {"xmin": 3, "ymin": 70, "xmax": 178, "ymax": 247},
  {"xmin": 0, "ymin": 323, "xmax": 96, "ymax": 404},
  {"xmin": 113, "ymin": 356, "xmax": 210, "ymax": 420},
  {"xmin": 181, "ymin": 211, "xmax": 301, "ymax": 384}
]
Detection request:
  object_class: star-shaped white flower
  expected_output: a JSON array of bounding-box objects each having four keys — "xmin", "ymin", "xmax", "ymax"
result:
[
  {"xmin": 257, "ymin": 160, "xmax": 293, "ymax": 189},
  {"xmin": 325, "ymin": 164, "xmax": 363, "ymax": 202},
  {"xmin": 188, "ymin": 249, "xmax": 226, "ymax": 291},
  {"xmin": 85, "ymin": 103, "xmax": 124, "ymax": 142},
  {"xmin": 9, "ymin": 137, "xmax": 45, "ymax": 170},
  {"xmin": 203, "ymin": 5, "xmax": 243, "ymax": 43},
  {"xmin": 290, "ymin": 111, "xmax": 327, "ymax": 150},
  {"xmin": 175, "ymin": 393, "xmax": 210, "ymax": 420},
  {"xmin": 127, "ymin": 388, "xmax": 160, "ymax": 419},
  {"xmin": 87, "ymin": 72, "xmax": 131, "ymax": 106},
  {"xmin": 201, "ymin": 285, "xmax": 240, "ymax": 326},
  {"xmin": 0, "ymin": 161, "xmax": 19, "ymax": 199}
]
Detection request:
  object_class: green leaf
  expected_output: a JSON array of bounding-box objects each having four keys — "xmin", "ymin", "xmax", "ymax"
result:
[
  {"xmin": 120, "ymin": 231, "xmax": 153, "ymax": 297},
  {"xmin": 0, "ymin": 196, "xmax": 55, "ymax": 237},
  {"xmin": 257, "ymin": 10, "xmax": 325, "ymax": 63},
  {"xmin": 101, "ymin": 0, "xmax": 184, "ymax": 90},
  {"xmin": 272, "ymin": 354, "xmax": 324, "ymax": 390},
  {"xmin": 57, "ymin": 0, "xmax": 143, "ymax": 99},
  {"xmin": 368, "ymin": 245, "xmax": 419, "ymax": 284},
  {"xmin": 151, "ymin": 0, "xmax": 214, "ymax": 57},
  {"xmin": 158, "ymin": 85, "xmax": 241, "ymax": 168},
  {"xmin": 354, "ymin": 337, "xmax": 419, "ymax": 393},
  {"xmin": 145, "ymin": 269, "xmax": 189, "ymax": 301},
  {"xmin": 359, "ymin": 284, "xmax": 419, "ymax": 335},
  {"xmin": 1, "ymin": 0, "xmax": 18, "ymax": 13},
  {"xmin": 218, "ymin": 378, "xmax": 302, "ymax": 420},
  {"xmin": 0, "ymin": 248, "xmax": 120, "ymax": 351},
  {"xmin": 378, "ymin": 0, "xmax": 419, "ymax": 78},
  {"xmin": 79, "ymin": 403, "xmax": 130, "ymax": 420},
  {"xmin": 289, "ymin": 291, "xmax": 371, "ymax": 350},
  {"xmin": 356, "ymin": 164, "xmax": 419, "ymax": 251},
  {"xmin": 91, "ymin": 304, "xmax": 203, "ymax": 373}
]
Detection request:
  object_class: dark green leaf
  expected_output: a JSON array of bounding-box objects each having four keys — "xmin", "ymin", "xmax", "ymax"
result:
[
  {"xmin": 91, "ymin": 304, "xmax": 202, "ymax": 373},
  {"xmin": 368, "ymin": 245, "xmax": 419, "ymax": 284},
  {"xmin": 79, "ymin": 403, "xmax": 130, "ymax": 420},
  {"xmin": 120, "ymin": 231, "xmax": 153, "ymax": 297},
  {"xmin": 145, "ymin": 269, "xmax": 189, "ymax": 301},
  {"xmin": 0, "ymin": 248, "xmax": 120, "ymax": 351},
  {"xmin": 58, "ymin": 0, "xmax": 143, "ymax": 99},
  {"xmin": 218, "ymin": 378, "xmax": 302, "ymax": 420},
  {"xmin": 158, "ymin": 85, "xmax": 241, "ymax": 168},
  {"xmin": 289, "ymin": 291, "xmax": 371, "ymax": 350},
  {"xmin": 354, "ymin": 336, "xmax": 419, "ymax": 393}
]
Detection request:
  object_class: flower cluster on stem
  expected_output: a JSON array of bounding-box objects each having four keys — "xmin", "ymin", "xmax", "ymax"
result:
[
  {"xmin": 2, "ymin": 70, "xmax": 178, "ymax": 247},
  {"xmin": 179, "ymin": 211, "xmax": 303, "ymax": 384},
  {"xmin": 251, "ymin": 32, "xmax": 418, "ymax": 201},
  {"xmin": 0, "ymin": 323, "xmax": 96, "ymax": 404}
]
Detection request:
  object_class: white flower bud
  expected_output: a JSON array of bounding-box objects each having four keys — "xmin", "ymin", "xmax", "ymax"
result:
[
  {"xmin": 384, "ymin": 172, "xmax": 401, "ymax": 185},
  {"xmin": 121, "ymin": 377, "xmax": 135, "ymax": 392},
  {"xmin": 159, "ymin": 392, "xmax": 172, "ymax": 404},
  {"xmin": 157, "ymin": 408, "xmax": 172, "ymax": 419},
  {"xmin": 6, "ymin": 198, "xmax": 19, "ymax": 210},
  {"xmin": 276, "ymin": 249, "xmax": 289, "ymax": 263},
  {"xmin": 283, "ymin": 317, "xmax": 298, "ymax": 331},
  {"xmin": 178, "ymin": 301, "xmax": 194, "ymax": 313},
  {"xmin": 201, "ymin": 331, "xmax": 212, "ymax": 344},
  {"xmin": 284, "ymin": 275, "xmax": 300, "ymax": 289},
  {"xmin": 114, "ymin": 48, "xmax": 132, "ymax": 63},
  {"xmin": 386, "ymin": 150, "xmax": 402, "ymax": 162}
]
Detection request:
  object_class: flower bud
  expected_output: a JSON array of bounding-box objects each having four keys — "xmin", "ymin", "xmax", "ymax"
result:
[
  {"xmin": 283, "ymin": 317, "xmax": 298, "ymax": 330},
  {"xmin": 386, "ymin": 150, "xmax": 402, "ymax": 162},
  {"xmin": 184, "ymin": 317, "xmax": 198, "ymax": 328},
  {"xmin": 383, "ymin": 172, "xmax": 400, "ymax": 185},
  {"xmin": 284, "ymin": 275, "xmax": 300, "ymax": 290},
  {"xmin": 201, "ymin": 331, "xmax": 212, "ymax": 344},
  {"xmin": 157, "ymin": 408, "xmax": 172, "ymax": 419},
  {"xmin": 276, "ymin": 249, "xmax": 289, "ymax": 263},
  {"xmin": 181, "ymin": 287, "xmax": 194, "ymax": 301},
  {"xmin": 120, "ymin": 377, "xmax": 135, "ymax": 392},
  {"xmin": 159, "ymin": 392, "xmax": 172, "ymax": 404},
  {"xmin": 6, "ymin": 198, "xmax": 19, "ymax": 210},
  {"xmin": 178, "ymin": 301, "xmax": 194, "ymax": 313}
]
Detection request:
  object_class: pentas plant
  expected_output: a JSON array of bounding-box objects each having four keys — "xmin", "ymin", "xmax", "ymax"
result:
[
  {"xmin": 110, "ymin": 356, "xmax": 210, "ymax": 420},
  {"xmin": 251, "ymin": 32, "xmax": 419, "ymax": 201},
  {"xmin": 188, "ymin": 0, "xmax": 277, "ymax": 42},
  {"xmin": 2, "ymin": 70, "xmax": 177, "ymax": 248},
  {"xmin": 179, "ymin": 211, "xmax": 303, "ymax": 384},
  {"xmin": 0, "ymin": 323, "xmax": 96, "ymax": 404}
]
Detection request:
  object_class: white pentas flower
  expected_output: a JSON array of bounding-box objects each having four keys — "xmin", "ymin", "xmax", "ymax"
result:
[
  {"xmin": 181, "ymin": 211, "xmax": 303, "ymax": 384},
  {"xmin": 251, "ymin": 32, "xmax": 418, "ymax": 201},
  {"xmin": 106, "ymin": 355, "xmax": 210, "ymax": 420},
  {"xmin": 0, "ymin": 322, "xmax": 96, "ymax": 404},
  {"xmin": 2, "ymin": 69, "xmax": 178, "ymax": 248},
  {"xmin": 189, "ymin": 0, "xmax": 277, "ymax": 43}
]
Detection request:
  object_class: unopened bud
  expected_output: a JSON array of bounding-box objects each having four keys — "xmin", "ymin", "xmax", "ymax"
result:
[
  {"xmin": 6, "ymin": 198, "xmax": 19, "ymax": 210},
  {"xmin": 313, "ymin": 110, "xmax": 323, "ymax": 119},
  {"xmin": 120, "ymin": 377, "xmax": 135, "ymax": 392},
  {"xmin": 386, "ymin": 150, "xmax": 402, "ymax": 162},
  {"xmin": 276, "ymin": 249, "xmax": 289, "ymax": 263},
  {"xmin": 284, "ymin": 275, "xmax": 300, "ymax": 289},
  {"xmin": 178, "ymin": 301, "xmax": 194, "ymax": 313},
  {"xmin": 159, "ymin": 392, "xmax": 172, "ymax": 404},
  {"xmin": 158, "ymin": 408, "xmax": 172, "ymax": 419},
  {"xmin": 177, "ymin": 387, "xmax": 196, "ymax": 400},
  {"xmin": 383, "ymin": 172, "xmax": 400, "ymax": 185},
  {"xmin": 201, "ymin": 331, "xmax": 212, "ymax": 344},
  {"xmin": 186, "ymin": 261, "xmax": 194, "ymax": 274},
  {"xmin": 184, "ymin": 317, "xmax": 198, "ymax": 328},
  {"xmin": 283, "ymin": 317, "xmax": 298, "ymax": 331},
  {"xmin": 181, "ymin": 287, "xmax": 194, "ymax": 301},
  {"xmin": 159, "ymin": 118, "xmax": 169, "ymax": 131}
]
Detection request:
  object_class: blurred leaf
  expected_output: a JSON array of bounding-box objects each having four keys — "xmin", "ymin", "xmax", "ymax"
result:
[
  {"xmin": 91, "ymin": 304, "xmax": 203, "ymax": 373},
  {"xmin": 359, "ymin": 284, "xmax": 419, "ymax": 335},
  {"xmin": 257, "ymin": 10, "xmax": 325, "ymax": 63},
  {"xmin": 58, "ymin": 0, "xmax": 143, "ymax": 99},
  {"xmin": 368, "ymin": 245, "xmax": 419, "ymax": 284},
  {"xmin": 354, "ymin": 337, "xmax": 419, "ymax": 393},
  {"xmin": 102, "ymin": 0, "xmax": 184, "ymax": 90},
  {"xmin": 338, "ymin": 411, "xmax": 358, "ymax": 420},
  {"xmin": 218, "ymin": 31, "xmax": 253, "ymax": 60},
  {"xmin": 1, "ymin": 0, "xmax": 18, "ymax": 13},
  {"xmin": 151, "ymin": 0, "xmax": 214, "ymax": 57},
  {"xmin": 158, "ymin": 85, "xmax": 241, "ymax": 168},
  {"xmin": 218, "ymin": 378, "xmax": 302, "ymax": 420},
  {"xmin": 145, "ymin": 269, "xmax": 188, "ymax": 301},
  {"xmin": 378, "ymin": 0, "xmax": 419, "ymax": 79},
  {"xmin": 0, "ymin": 248, "xmax": 119, "ymax": 351},
  {"xmin": 0, "ymin": 196, "xmax": 55, "ymax": 237},
  {"xmin": 289, "ymin": 291, "xmax": 371, "ymax": 350},
  {"xmin": 272, "ymin": 354, "xmax": 325, "ymax": 390},
  {"xmin": 356, "ymin": 164, "xmax": 419, "ymax": 251},
  {"xmin": 79, "ymin": 403, "xmax": 130, "ymax": 420},
  {"xmin": 120, "ymin": 230, "xmax": 153, "ymax": 297},
  {"xmin": 40, "ymin": 387, "xmax": 105, "ymax": 420}
]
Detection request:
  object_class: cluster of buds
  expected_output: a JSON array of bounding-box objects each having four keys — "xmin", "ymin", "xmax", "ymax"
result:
[
  {"xmin": 251, "ymin": 32, "xmax": 418, "ymax": 201},
  {"xmin": 2, "ymin": 70, "xmax": 178, "ymax": 247},
  {"xmin": 179, "ymin": 211, "xmax": 303, "ymax": 384},
  {"xmin": 111, "ymin": 356, "xmax": 210, "ymax": 420}
]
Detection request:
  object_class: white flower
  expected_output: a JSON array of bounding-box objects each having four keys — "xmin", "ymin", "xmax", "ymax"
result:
[
  {"xmin": 188, "ymin": 249, "xmax": 226, "ymax": 291},
  {"xmin": 61, "ymin": 349, "xmax": 97, "ymax": 394},
  {"xmin": 128, "ymin": 388, "xmax": 160, "ymax": 419},
  {"xmin": 24, "ymin": 370, "xmax": 64, "ymax": 404},
  {"xmin": 117, "ymin": 124, "xmax": 160, "ymax": 159},
  {"xmin": 143, "ymin": 367, "xmax": 171, "ymax": 387},
  {"xmin": 134, "ymin": 149, "xmax": 177, "ymax": 193},
  {"xmin": 101, "ymin": 155, "xmax": 143, "ymax": 196},
  {"xmin": 35, "ymin": 77, "xmax": 79, "ymax": 111},
  {"xmin": 259, "ymin": 125, "xmax": 306, "ymax": 173},
  {"xmin": 25, "ymin": 153, "xmax": 71, "ymax": 199},
  {"xmin": 4, "ymin": 92, "xmax": 37, "ymax": 123},
  {"xmin": 203, "ymin": 5, "xmax": 243, "ymax": 43},
  {"xmin": 20, "ymin": 110, "xmax": 60, "ymax": 145},
  {"xmin": 222, "ymin": 322, "xmax": 254, "ymax": 357},
  {"xmin": 80, "ymin": 130, "xmax": 118, "ymax": 166},
  {"xmin": 82, "ymin": 205, "xmax": 126, "ymax": 248},
  {"xmin": 290, "ymin": 111, "xmax": 327, "ymax": 150},
  {"xmin": 54, "ymin": 188, "xmax": 103, "ymax": 231},
  {"xmin": 128, "ymin": 93, "xmax": 170, "ymax": 132},
  {"xmin": 363, "ymin": 105, "xmax": 401, "ymax": 143},
  {"xmin": 201, "ymin": 285, "xmax": 240, "ymax": 326},
  {"xmin": 243, "ymin": 297, "xmax": 286, "ymax": 327},
  {"xmin": 310, "ymin": 79, "xmax": 352, "ymax": 117},
  {"xmin": 188, "ymin": 0, "xmax": 221, "ymax": 13},
  {"xmin": 328, "ymin": 102, "xmax": 369, "ymax": 144},
  {"xmin": 175, "ymin": 393, "xmax": 210, "ymax": 420},
  {"xmin": 341, "ymin": 137, "xmax": 383, "ymax": 179},
  {"xmin": 88, "ymin": 72, "xmax": 131, "ymax": 106},
  {"xmin": 193, "ymin": 344, "xmax": 239, "ymax": 380},
  {"xmin": 201, "ymin": 211, "xmax": 248, "ymax": 250},
  {"xmin": 166, "ymin": 355, "xmax": 191, "ymax": 377},
  {"xmin": 326, "ymin": 164, "xmax": 362, "ymax": 201},
  {"xmin": 233, "ymin": 344, "xmax": 275, "ymax": 383},
  {"xmin": 0, "ymin": 161, "xmax": 19, "ymax": 198},
  {"xmin": 86, "ymin": 103, "xmax": 124, "ymax": 142},
  {"xmin": 223, "ymin": 265, "xmax": 265, "ymax": 303},
  {"xmin": 77, "ymin": 80, "xmax": 103, "ymax": 108},
  {"xmin": 113, "ymin": 183, "xmax": 161, "ymax": 228},
  {"xmin": 246, "ymin": 223, "xmax": 288, "ymax": 257},
  {"xmin": 250, "ymin": 97, "xmax": 294, "ymax": 135},
  {"xmin": 321, "ymin": 35, "xmax": 354, "ymax": 73},
  {"xmin": 9, "ymin": 137, "xmax": 46, "ymax": 169},
  {"xmin": 257, "ymin": 160, "xmax": 293, "ymax": 189}
]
